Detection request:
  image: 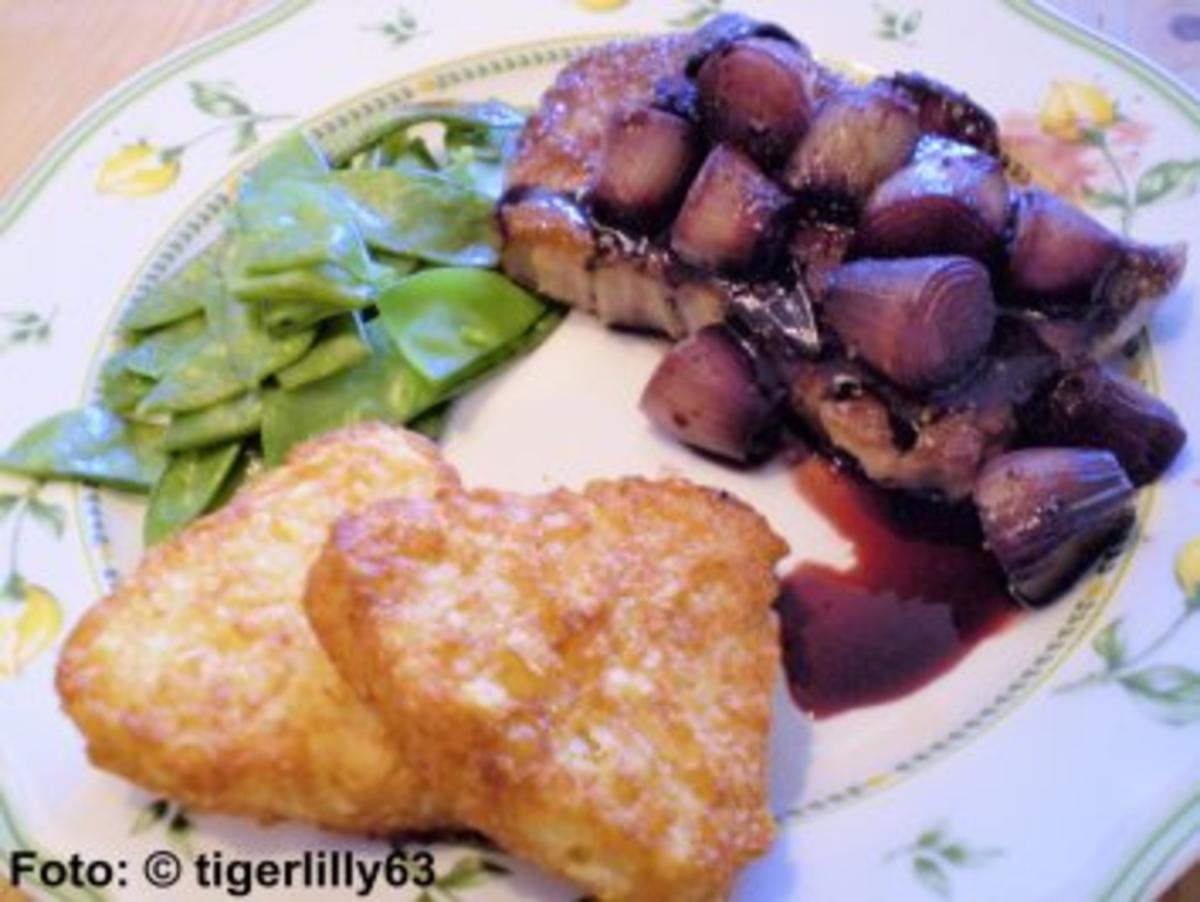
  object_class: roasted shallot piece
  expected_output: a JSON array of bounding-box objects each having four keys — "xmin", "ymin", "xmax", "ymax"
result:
[
  {"xmin": 671, "ymin": 145, "xmax": 791, "ymax": 273},
  {"xmin": 783, "ymin": 83, "xmax": 920, "ymax": 215},
  {"xmin": 697, "ymin": 37, "xmax": 815, "ymax": 169},
  {"xmin": 640, "ymin": 324, "xmax": 782, "ymax": 462},
  {"xmin": 974, "ymin": 448, "xmax": 1135, "ymax": 607},
  {"xmin": 824, "ymin": 256, "xmax": 996, "ymax": 391},
  {"xmin": 855, "ymin": 137, "xmax": 1010, "ymax": 262},
  {"xmin": 590, "ymin": 106, "xmax": 702, "ymax": 231}
]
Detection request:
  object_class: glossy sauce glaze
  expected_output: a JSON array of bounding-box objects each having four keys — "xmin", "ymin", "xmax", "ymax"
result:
[{"xmin": 777, "ymin": 455, "xmax": 1019, "ymax": 718}]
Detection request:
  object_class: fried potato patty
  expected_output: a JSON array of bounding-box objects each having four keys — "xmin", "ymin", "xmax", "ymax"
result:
[
  {"xmin": 57, "ymin": 424, "xmax": 459, "ymax": 832},
  {"xmin": 306, "ymin": 478, "xmax": 787, "ymax": 900}
]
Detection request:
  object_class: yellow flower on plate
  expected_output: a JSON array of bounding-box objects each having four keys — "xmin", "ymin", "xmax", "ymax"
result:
[
  {"xmin": 96, "ymin": 142, "xmax": 181, "ymax": 196},
  {"xmin": 1039, "ymin": 80, "xmax": 1117, "ymax": 143},
  {"xmin": 0, "ymin": 584, "xmax": 62, "ymax": 679},
  {"xmin": 1175, "ymin": 536, "xmax": 1200, "ymax": 603},
  {"xmin": 578, "ymin": 0, "xmax": 628, "ymax": 11}
]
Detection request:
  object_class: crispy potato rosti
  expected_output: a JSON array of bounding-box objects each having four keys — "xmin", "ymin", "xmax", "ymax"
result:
[
  {"xmin": 306, "ymin": 478, "xmax": 787, "ymax": 901},
  {"xmin": 56, "ymin": 424, "xmax": 459, "ymax": 832}
]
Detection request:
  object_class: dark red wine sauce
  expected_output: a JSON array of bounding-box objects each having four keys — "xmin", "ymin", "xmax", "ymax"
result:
[{"xmin": 777, "ymin": 457, "xmax": 1021, "ymax": 719}]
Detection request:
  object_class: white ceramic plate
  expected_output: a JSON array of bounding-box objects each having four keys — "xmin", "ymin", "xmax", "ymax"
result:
[{"xmin": 2, "ymin": 1, "xmax": 1198, "ymax": 899}]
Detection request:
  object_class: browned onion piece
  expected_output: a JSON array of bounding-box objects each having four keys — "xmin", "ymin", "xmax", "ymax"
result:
[
  {"xmin": 1006, "ymin": 188, "xmax": 1121, "ymax": 312},
  {"xmin": 670, "ymin": 144, "xmax": 791, "ymax": 274},
  {"xmin": 640, "ymin": 324, "xmax": 781, "ymax": 462},
  {"xmin": 887, "ymin": 71, "xmax": 1000, "ymax": 155},
  {"xmin": 856, "ymin": 138, "xmax": 1010, "ymax": 262},
  {"xmin": 825, "ymin": 256, "xmax": 997, "ymax": 391},
  {"xmin": 783, "ymin": 84, "xmax": 920, "ymax": 214},
  {"xmin": 974, "ymin": 448, "xmax": 1134, "ymax": 607},
  {"xmin": 1025, "ymin": 361, "xmax": 1187, "ymax": 486},
  {"xmin": 590, "ymin": 106, "xmax": 702, "ymax": 231},
  {"xmin": 1007, "ymin": 190, "xmax": 1186, "ymax": 357},
  {"xmin": 697, "ymin": 38, "xmax": 814, "ymax": 169},
  {"xmin": 685, "ymin": 12, "xmax": 801, "ymax": 75}
]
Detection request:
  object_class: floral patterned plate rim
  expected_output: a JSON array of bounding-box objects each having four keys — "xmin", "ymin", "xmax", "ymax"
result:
[{"xmin": 1, "ymin": 2, "xmax": 1198, "ymax": 900}]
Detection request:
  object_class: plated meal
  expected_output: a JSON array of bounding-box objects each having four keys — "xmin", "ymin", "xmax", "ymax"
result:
[{"xmin": 1, "ymin": 7, "xmax": 1195, "ymax": 902}]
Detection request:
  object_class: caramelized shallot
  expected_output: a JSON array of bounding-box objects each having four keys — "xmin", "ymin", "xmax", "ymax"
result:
[
  {"xmin": 1007, "ymin": 189, "xmax": 1186, "ymax": 357},
  {"xmin": 640, "ymin": 324, "xmax": 781, "ymax": 462},
  {"xmin": 824, "ymin": 256, "xmax": 997, "ymax": 391},
  {"xmin": 591, "ymin": 106, "xmax": 702, "ymax": 231},
  {"xmin": 974, "ymin": 448, "xmax": 1135, "ymax": 607},
  {"xmin": 856, "ymin": 138, "xmax": 1010, "ymax": 262},
  {"xmin": 697, "ymin": 38, "xmax": 814, "ymax": 169},
  {"xmin": 783, "ymin": 84, "xmax": 921, "ymax": 214},
  {"xmin": 887, "ymin": 71, "xmax": 1001, "ymax": 155},
  {"xmin": 685, "ymin": 12, "xmax": 800, "ymax": 74},
  {"xmin": 1026, "ymin": 361, "xmax": 1187, "ymax": 486},
  {"xmin": 671, "ymin": 145, "xmax": 791, "ymax": 274}
]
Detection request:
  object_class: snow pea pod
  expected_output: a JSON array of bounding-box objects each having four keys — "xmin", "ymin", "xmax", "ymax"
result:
[
  {"xmin": 144, "ymin": 442, "xmax": 243, "ymax": 545},
  {"xmin": 332, "ymin": 169, "xmax": 499, "ymax": 268},
  {"xmin": 238, "ymin": 130, "xmax": 328, "ymax": 189},
  {"xmin": 275, "ymin": 314, "xmax": 370, "ymax": 390},
  {"xmin": 122, "ymin": 313, "xmax": 207, "ymax": 379},
  {"xmin": 119, "ymin": 237, "xmax": 228, "ymax": 333},
  {"xmin": 99, "ymin": 349, "xmax": 154, "ymax": 414},
  {"xmin": 137, "ymin": 325, "xmax": 314, "ymax": 416},
  {"xmin": 227, "ymin": 133, "xmax": 374, "ymax": 317},
  {"xmin": 377, "ymin": 268, "xmax": 546, "ymax": 393},
  {"xmin": 0, "ymin": 405, "xmax": 166, "ymax": 492},
  {"xmin": 228, "ymin": 263, "xmax": 375, "ymax": 312},
  {"xmin": 162, "ymin": 392, "xmax": 263, "ymax": 452},
  {"xmin": 261, "ymin": 320, "xmax": 437, "ymax": 466},
  {"xmin": 325, "ymin": 100, "xmax": 525, "ymax": 167}
]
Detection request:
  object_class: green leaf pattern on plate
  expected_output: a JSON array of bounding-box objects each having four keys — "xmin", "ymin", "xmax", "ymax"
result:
[
  {"xmin": 888, "ymin": 824, "xmax": 1002, "ymax": 898},
  {"xmin": 1059, "ymin": 537, "xmax": 1200, "ymax": 725},
  {"xmin": 413, "ymin": 855, "xmax": 512, "ymax": 902},
  {"xmin": 366, "ymin": 6, "xmax": 422, "ymax": 47},
  {"xmin": 875, "ymin": 4, "xmax": 923, "ymax": 43},
  {"xmin": 666, "ymin": 0, "xmax": 725, "ymax": 28},
  {"xmin": 130, "ymin": 798, "xmax": 195, "ymax": 859},
  {"xmin": 0, "ymin": 309, "xmax": 55, "ymax": 355}
]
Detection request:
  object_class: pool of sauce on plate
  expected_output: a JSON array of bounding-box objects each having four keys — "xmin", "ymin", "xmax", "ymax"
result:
[{"xmin": 777, "ymin": 456, "xmax": 1020, "ymax": 719}]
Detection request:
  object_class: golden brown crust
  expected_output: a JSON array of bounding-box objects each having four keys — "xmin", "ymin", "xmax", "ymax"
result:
[
  {"xmin": 56, "ymin": 424, "xmax": 460, "ymax": 833},
  {"xmin": 505, "ymin": 35, "xmax": 695, "ymax": 194},
  {"xmin": 306, "ymin": 478, "xmax": 787, "ymax": 901}
]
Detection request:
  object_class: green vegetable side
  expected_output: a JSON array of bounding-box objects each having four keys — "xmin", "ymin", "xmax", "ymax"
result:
[{"xmin": 0, "ymin": 103, "xmax": 563, "ymax": 544}]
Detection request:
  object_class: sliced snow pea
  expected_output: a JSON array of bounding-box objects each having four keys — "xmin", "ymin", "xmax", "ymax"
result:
[
  {"xmin": 377, "ymin": 268, "xmax": 546, "ymax": 393},
  {"xmin": 261, "ymin": 320, "xmax": 437, "ymax": 466},
  {"xmin": 238, "ymin": 130, "xmax": 328, "ymax": 189},
  {"xmin": 332, "ymin": 168, "xmax": 499, "ymax": 267},
  {"xmin": 120, "ymin": 237, "xmax": 228, "ymax": 332},
  {"xmin": 203, "ymin": 278, "xmax": 312, "ymax": 388},
  {"xmin": 137, "ymin": 325, "xmax": 314, "ymax": 416},
  {"xmin": 325, "ymin": 100, "xmax": 525, "ymax": 167},
  {"xmin": 162, "ymin": 392, "xmax": 263, "ymax": 452},
  {"xmin": 0, "ymin": 405, "xmax": 166, "ymax": 492},
  {"xmin": 144, "ymin": 442, "xmax": 243, "ymax": 545},
  {"xmin": 98, "ymin": 349, "xmax": 154, "ymax": 414},
  {"xmin": 122, "ymin": 313, "xmax": 207, "ymax": 379},
  {"xmin": 227, "ymin": 263, "xmax": 375, "ymax": 311},
  {"xmin": 227, "ymin": 133, "xmax": 374, "ymax": 316},
  {"xmin": 275, "ymin": 314, "xmax": 370, "ymax": 390}
]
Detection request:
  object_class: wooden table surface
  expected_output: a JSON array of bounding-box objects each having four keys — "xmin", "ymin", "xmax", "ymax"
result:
[{"xmin": 1, "ymin": 0, "xmax": 1198, "ymax": 899}]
